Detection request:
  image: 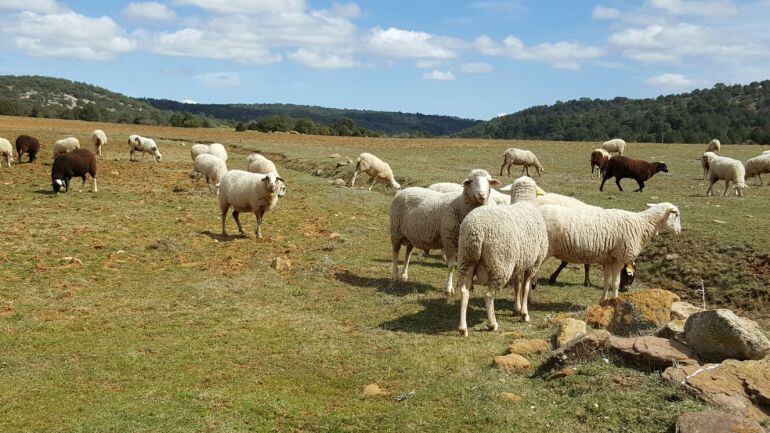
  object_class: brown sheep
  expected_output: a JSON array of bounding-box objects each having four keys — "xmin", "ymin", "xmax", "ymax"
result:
[
  {"xmin": 590, "ymin": 148, "xmax": 610, "ymax": 177},
  {"xmin": 15, "ymin": 135, "xmax": 41, "ymax": 163},
  {"xmin": 600, "ymin": 156, "xmax": 668, "ymax": 192},
  {"xmin": 51, "ymin": 149, "xmax": 98, "ymax": 193}
]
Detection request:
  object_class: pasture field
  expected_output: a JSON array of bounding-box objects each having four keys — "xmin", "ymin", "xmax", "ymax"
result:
[{"xmin": 1, "ymin": 115, "xmax": 768, "ymax": 432}]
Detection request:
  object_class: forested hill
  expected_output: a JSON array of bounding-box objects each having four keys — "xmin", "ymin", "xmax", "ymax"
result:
[
  {"xmin": 143, "ymin": 99, "xmax": 480, "ymax": 136},
  {"xmin": 456, "ymin": 81, "xmax": 770, "ymax": 144}
]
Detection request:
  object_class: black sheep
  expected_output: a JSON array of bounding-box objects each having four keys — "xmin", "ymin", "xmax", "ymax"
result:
[
  {"xmin": 15, "ymin": 135, "xmax": 40, "ymax": 163},
  {"xmin": 51, "ymin": 149, "xmax": 98, "ymax": 193},
  {"xmin": 600, "ymin": 156, "xmax": 668, "ymax": 192}
]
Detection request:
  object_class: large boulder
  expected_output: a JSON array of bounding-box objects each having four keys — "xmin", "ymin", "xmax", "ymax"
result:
[
  {"xmin": 538, "ymin": 330, "xmax": 612, "ymax": 372},
  {"xmin": 584, "ymin": 305, "xmax": 613, "ymax": 329},
  {"xmin": 607, "ymin": 289, "xmax": 680, "ymax": 336},
  {"xmin": 608, "ymin": 335, "xmax": 699, "ymax": 370},
  {"xmin": 555, "ymin": 318, "xmax": 587, "ymax": 347},
  {"xmin": 670, "ymin": 301, "xmax": 701, "ymax": 320},
  {"xmin": 675, "ymin": 410, "xmax": 765, "ymax": 433},
  {"xmin": 684, "ymin": 309, "xmax": 770, "ymax": 362}
]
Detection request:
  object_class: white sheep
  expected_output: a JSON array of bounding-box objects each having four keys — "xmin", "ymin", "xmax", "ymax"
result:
[
  {"xmin": 245, "ymin": 153, "xmax": 278, "ymax": 174},
  {"xmin": 208, "ymin": 143, "xmax": 228, "ymax": 161},
  {"xmin": 218, "ymin": 170, "xmax": 286, "ymax": 239},
  {"xmin": 129, "ymin": 136, "xmax": 162, "ymax": 162},
  {"xmin": 0, "ymin": 137, "xmax": 14, "ymax": 167},
  {"xmin": 350, "ymin": 152, "xmax": 400, "ymax": 191},
  {"xmin": 763, "ymin": 150, "xmax": 770, "ymax": 155},
  {"xmin": 539, "ymin": 202, "xmax": 681, "ymax": 302},
  {"xmin": 390, "ymin": 169, "xmax": 502, "ymax": 293},
  {"xmin": 706, "ymin": 155, "xmax": 747, "ymax": 196},
  {"xmin": 91, "ymin": 130, "xmax": 107, "ymax": 156},
  {"xmin": 428, "ymin": 182, "xmax": 510, "ymax": 205},
  {"xmin": 53, "ymin": 137, "xmax": 80, "ymax": 157},
  {"xmin": 701, "ymin": 151, "xmax": 718, "ymax": 180},
  {"xmin": 456, "ymin": 177, "xmax": 549, "ymax": 335},
  {"xmin": 500, "ymin": 148, "xmax": 544, "ymax": 177},
  {"xmin": 194, "ymin": 154, "xmax": 228, "ymax": 194},
  {"xmin": 706, "ymin": 139, "xmax": 721, "ymax": 153},
  {"xmin": 190, "ymin": 144, "xmax": 210, "ymax": 162},
  {"xmin": 746, "ymin": 153, "xmax": 770, "ymax": 186},
  {"xmin": 601, "ymin": 138, "xmax": 626, "ymax": 155}
]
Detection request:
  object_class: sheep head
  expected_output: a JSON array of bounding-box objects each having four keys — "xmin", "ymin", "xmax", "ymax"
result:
[
  {"xmin": 647, "ymin": 203, "xmax": 681, "ymax": 235},
  {"xmin": 263, "ymin": 172, "xmax": 286, "ymax": 197},
  {"xmin": 509, "ymin": 176, "xmax": 539, "ymax": 202},
  {"xmin": 462, "ymin": 169, "xmax": 501, "ymax": 205}
]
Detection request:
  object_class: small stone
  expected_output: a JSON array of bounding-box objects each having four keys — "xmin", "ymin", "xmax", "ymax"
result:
[
  {"xmin": 60, "ymin": 257, "xmax": 82, "ymax": 265},
  {"xmin": 328, "ymin": 153, "xmax": 341, "ymax": 158},
  {"xmin": 329, "ymin": 233, "xmax": 341, "ymax": 239},
  {"xmin": 675, "ymin": 411, "xmax": 765, "ymax": 433},
  {"xmin": 115, "ymin": 250, "xmax": 126, "ymax": 255},
  {"xmin": 548, "ymin": 367, "xmax": 576, "ymax": 381},
  {"xmin": 493, "ymin": 353, "xmax": 531, "ymax": 372},
  {"xmin": 110, "ymin": 171, "xmax": 120, "ymax": 175},
  {"xmin": 362, "ymin": 383, "xmax": 387, "ymax": 397},
  {"xmin": 508, "ymin": 339, "xmax": 551, "ymax": 356},
  {"xmin": 665, "ymin": 253, "xmax": 679, "ymax": 261},
  {"xmin": 497, "ymin": 392, "xmax": 523, "ymax": 403},
  {"xmin": 671, "ymin": 301, "xmax": 701, "ymax": 320},
  {"xmin": 271, "ymin": 257, "xmax": 292, "ymax": 271},
  {"xmin": 314, "ymin": 168, "xmax": 323, "ymax": 176},
  {"xmin": 555, "ymin": 318, "xmax": 587, "ymax": 348}
]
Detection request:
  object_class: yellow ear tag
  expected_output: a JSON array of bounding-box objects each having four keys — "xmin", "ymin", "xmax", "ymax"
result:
[{"xmin": 625, "ymin": 264, "xmax": 634, "ymax": 275}]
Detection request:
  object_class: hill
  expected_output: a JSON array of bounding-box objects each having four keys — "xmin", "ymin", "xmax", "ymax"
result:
[{"xmin": 456, "ymin": 81, "xmax": 770, "ymax": 145}]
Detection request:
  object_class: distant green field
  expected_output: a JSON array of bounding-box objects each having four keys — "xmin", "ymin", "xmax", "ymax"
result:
[{"xmin": 1, "ymin": 116, "xmax": 767, "ymax": 432}]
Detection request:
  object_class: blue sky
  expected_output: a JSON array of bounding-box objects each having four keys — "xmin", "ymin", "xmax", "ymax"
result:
[{"xmin": 0, "ymin": 0, "xmax": 768, "ymax": 120}]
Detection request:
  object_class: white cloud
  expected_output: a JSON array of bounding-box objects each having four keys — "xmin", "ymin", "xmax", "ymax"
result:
[
  {"xmin": 194, "ymin": 72, "xmax": 241, "ymax": 87},
  {"xmin": 180, "ymin": 99, "xmax": 198, "ymax": 104},
  {"xmin": 460, "ymin": 62, "xmax": 493, "ymax": 74},
  {"xmin": 123, "ymin": 2, "xmax": 177, "ymax": 21},
  {"xmin": 645, "ymin": 73, "xmax": 694, "ymax": 88},
  {"xmin": 0, "ymin": 0, "xmax": 65, "ymax": 13},
  {"xmin": 592, "ymin": 5, "xmax": 622, "ymax": 20},
  {"xmin": 366, "ymin": 27, "xmax": 458, "ymax": 59},
  {"xmin": 331, "ymin": 2, "xmax": 362, "ymax": 18},
  {"xmin": 287, "ymin": 49, "xmax": 358, "ymax": 69},
  {"xmin": 468, "ymin": 1, "xmax": 526, "ymax": 15},
  {"xmin": 1, "ymin": 11, "xmax": 136, "ymax": 60},
  {"xmin": 422, "ymin": 70, "xmax": 455, "ymax": 81},
  {"xmin": 415, "ymin": 59, "xmax": 443, "ymax": 68},
  {"xmin": 475, "ymin": 35, "xmax": 603, "ymax": 69},
  {"xmin": 149, "ymin": 28, "xmax": 282, "ymax": 64},
  {"xmin": 647, "ymin": 0, "xmax": 738, "ymax": 16},
  {"xmin": 171, "ymin": 0, "xmax": 306, "ymax": 14}
]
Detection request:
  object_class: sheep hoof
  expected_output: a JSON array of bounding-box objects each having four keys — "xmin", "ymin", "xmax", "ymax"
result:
[
  {"xmin": 399, "ymin": 273, "xmax": 408, "ymax": 281},
  {"xmin": 487, "ymin": 323, "xmax": 499, "ymax": 331},
  {"xmin": 521, "ymin": 314, "xmax": 530, "ymax": 322},
  {"xmin": 445, "ymin": 288, "xmax": 455, "ymax": 296},
  {"xmin": 458, "ymin": 328, "xmax": 468, "ymax": 337}
]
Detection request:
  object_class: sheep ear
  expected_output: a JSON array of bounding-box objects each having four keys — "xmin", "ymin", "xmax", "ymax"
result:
[
  {"xmin": 276, "ymin": 177, "xmax": 284, "ymax": 183},
  {"xmin": 498, "ymin": 184, "xmax": 513, "ymax": 191},
  {"xmin": 489, "ymin": 179, "xmax": 502, "ymax": 187},
  {"xmin": 646, "ymin": 203, "xmax": 655, "ymax": 207},
  {"xmin": 462, "ymin": 178, "xmax": 471, "ymax": 186}
]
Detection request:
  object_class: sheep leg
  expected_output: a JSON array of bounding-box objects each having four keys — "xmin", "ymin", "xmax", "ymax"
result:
[
  {"xmin": 506, "ymin": 163, "xmax": 511, "ymax": 177},
  {"xmin": 513, "ymin": 276, "xmax": 522, "ymax": 315},
  {"xmin": 520, "ymin": 276, "xmax": 532, "ymax": 322},
  {"xmin": 499, "ymin": 161, "xmax": 506, "ymax": 176},
  {"xmin": 548, "ymin": 261, "xmax": 569, "ymax": 285},
  {"xmin": 601, "ymin": 266, "xmax": 611, "ymax": 302},
  {"xmin": 64, "ymin": 178, "xmax": 70, "ymax": 193},
  {"xmin": 615, "ymin": 177, "xmax": 624, "ymax": 191},
  {"xmin": 723, "ymin": 181, "xmax": 730, "ymax": 196},
  {"xmin": 400, "ymin": 244, "xmax": 414, "ymax": 281},
  {"xmin": 634, "ymin": 180, "xmax": 644, "ymax": 192},
  {"xmin": 367, "ymin": 177, "xmax": 375, "ymax": 191},
  {"xmin": 610, "ymin": 264, "xmax": 622, "ymax": 298},
  {"xmin": 232, "ymin": 210, "xmax": 244, "ymax": 235},
  {"xmin": 349, "ymin": 170, "xmax": 358, "ymax": 187},
  {"xmin": 444, "ymin": 252, "xmax": 457, "ymax": 295},
  {"xmin": 599, "ymin": 176, "xmax": 609, "ymax": 191},
  {"xmin": 92, "ymin": 177, "xmax": 98, "ymax": 193},
  {"xmin": 391, "ymin": 242, "xmax": 401, "ymax": 281},
  {"xmin": 484, "ymin": 290, "xmax": 498, "ymax": 331},
  {"xmin": 220, "ymin": 205, "xmax": 229, "ymax": 235},
  {"xmin": 757, "ymin": 174, "xmax": 763, "ymax": 186},
  {"xmin": 254, "ymin": 209, "xmax": 265, "ymax": 238},
  {"xmin": 706, "ymin": 179, "xmax": 715, "ymax": 196},
  {"xmin": 458, "ymin": 270, "xmax": 474, "ymax": 336},
  {"xmin": 584, "ymin": 264, "xmax": 591, "ymax": 287}
]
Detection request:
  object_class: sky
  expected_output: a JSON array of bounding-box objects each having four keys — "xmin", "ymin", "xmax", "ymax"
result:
[{"xmin": 0, "ymin": 0, "xmax": 768, "ymax": 120}]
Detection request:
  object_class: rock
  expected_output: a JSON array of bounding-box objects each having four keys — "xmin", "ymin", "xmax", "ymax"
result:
[
  {"xmin": 497, "ymin": 392, "xmax": 523, "ymax": 403},
  {"xmin": 492, "ymin": 353, "xmax": 531, "ymax": 372},
  {"xmin": 328, "ymin": 233, "xmax": 341, "ymax": 239},
  {"xmin": 346, "ymin": 158, "xmax": 353, "ymax": 165},
  {"xmin": 60, "ymin": 256, "xmax": 82, "ymax": 265},
  {"xmin": 271, "ymin": 257, "xmax": 292, "ymax": 271},
  {"xmin": 547, "ymin": 367, "xmax": 576, "ymax": 381},
  {"xmin": 508, "ymin": 339, "xmax": 551, "ymax": 356},
  {"xmin": 362, "ymin": 383, "xmax": 387, "ymax": 397},
  {"xmin": 607, "ymin": 288, "xmax": 680, "ymax": 336},
  {"xmin": 684, "ymin": 309, "xmax": 770, "ymax": 361},
  {"xmin": 585, "ymin": 305, "xmax": 613, "ymax": 329},
  {"xmin": 314, "ymin": 168, "xmax": 323, "ymax": 176},
  {"xmin": 608, "ymin": 335, "xmax": 699, "ymax": 370},
  {"xmin": 555, "ymin": 318, "xmax": 587, "ymax": 348},
  {"xmin": 545, "ymin": 312, "xmax": 577, "ymax": 326},
  {"xmin": 538, "ymin": 330, "xmax": 612, "ymax": 373},
  {"xmin": 675, "ymin": 410, "xmax": 765, "ymax": 433},
  {"xmin": 331, "ymin": 178, "xmax": 346, "ymax": 186},
  {"xmin": 665, "ymin": 253, "xmax": 679, "ymax": 261},
  {"xmin": 671, "ymin": 301, "xmax": 701, "ymax": 320},
  {"xmin": 663, "ymin": 359, "xmax": 770, "ymax": 422},
  {"xmin": 656, "ymin": 319, "xmax": 685, "ymax": 341},
  {"xmin": 328, "ymin": 153, "xmax": 341, "ymax": 158}
]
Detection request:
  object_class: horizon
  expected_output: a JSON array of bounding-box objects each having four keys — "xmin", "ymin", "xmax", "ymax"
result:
[{"xmin": 1, "ymin": 1, "xmax": 769, "ymax": 120}]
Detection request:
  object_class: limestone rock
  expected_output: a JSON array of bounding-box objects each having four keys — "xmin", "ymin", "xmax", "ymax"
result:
[
  {"xmin": 497, "ymin": 392, "xmax": 523, "ymax": 403},
  {"xmin": 607, "ymin": 288, "xmax": 679, "ymax": 336},
  {"xmin": 671, "ymin": 301, "xmax": 701, "ymax": 320},
  {"xmin": 656, "ymin": 319, "xmax": 686, "ymax": 341},
  {"xmin": 555, "ymin": 318, "xmax": 587, "ymax": 348},
  {"xmin": 608, "ymin": 335, "xmax": 698, "ymax": 370},
  {"xmin": 493, "ymin": 353, "xmax": 531, "ymax": 372},
  {"xmin": 538, "ymin": 330, "xmax": 611, "ymax": 372},
  {"xmin": 508, "ymin": 339, "xmax": 551, "ymax": 356},
  {"xmin": 675, "ymin": 410, "xmax": 765, "ymax": 433},
  {"xmin": 684, "ymin": 309, "xmax": 770, "ymax": 361}
]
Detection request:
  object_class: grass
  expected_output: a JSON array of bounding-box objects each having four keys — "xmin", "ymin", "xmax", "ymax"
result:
[{"xmin": 1, "ymin": 115, "xmax": 767, "ymax": 432}]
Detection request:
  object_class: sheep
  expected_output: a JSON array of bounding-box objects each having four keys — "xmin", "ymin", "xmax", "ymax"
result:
[
  {"xmin": 701, "ymin": 151, "xmax": 718, "ymax": 180},
  {"xmin": 590, "ymin": 148, "xmax": 610, "ymax": 177},
  {"xmin": 500, "ymin": 148, "xmax": 544, "ymax": 177},
  {"xmin": 428, "ymin": 182, "xmax": 510, "ymax": 205},
  {"xmin": 91, "ymin": 130, "xmax": 107, "ymax": 156},
  {"xmin": 15, "ymin": 135, "xmax": 40, "ymax": 163},
  {"xmin": 194, "ymin": 154, "xmax": 228, "ymax": 194},
  {"xmin": 538, "ymin": 202, "xmax": 681, "ymax": 302},
  {"xmin": 350, "ymin": 152, "xmax": 400, "ymax": 191},
  {"xmin": 601, "ymin": 138, "xmax": 626, "ymax": 155},
  {"xmin": 706, "ymin": 139, "xmax": 721, "ymax": 153},
  {"xmin": 0, "ymin": 138, "xmax": 14, "ymax": 167},
  {"xmin": 190, "ymin": 144, "xmax": 210, "ymax": 162},
  {"xmin": 53, "ymin": 137, "xmax": 80, "ymax": 157},
  {"xmin": 245, "ymin": 153, "xmax": 278, "ymax": 174},
  {"xmin": 218, "ymin": 170, "xmax": 286, "ymax": 239},
  {"xmin": 456, "ymin": 176, "xmax": 549, "ymax": 335},
  {"xmin": 51, "ymin": 149, "xmax": 97, "ymax": 193},
  {"xmin": 706, "ymin": 155, "xmax": 747, "ymax": 196},
  {"xmin": 745, "ymin": 154, "xmax": 770, "ymax": 186},
  {"xmin": 128, "ymin": 136, "xmax": 162, "ymax": 162},
  {"xmin": 208, "ymin": 143, "xmax": 228, "ymax": 162},
  {"xmin": 599, "ymin": 156, "xmax": 668, "ymax": 192},
  {"xmin": 390, "ymin": 169, "xmax": 502, "ymax": 294}
]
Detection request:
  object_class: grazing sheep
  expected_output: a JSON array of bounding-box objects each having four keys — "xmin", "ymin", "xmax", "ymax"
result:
[
  {"xmin": 763, "ymin": 150, "xmax": 770, "ymax": 155},
  {"xmin": 194, "ymin": 154, "xmax": 228, "ymax": 194},
  {"xmin": 350, "ymin": 152, "xmax": 400, "ymax": 191},
  {"xmin": 190, "ymin": 144, "xmax": 210, "ymax": 162},
  {"xmin": 218, "ymin": 170, "xmax": 286, "ymax": 238},
  {"xmin": 51, "ymin": 149, "xmax": 97, "ymax": 193},
  {"xmin": 745, "ymin": 154, "xmax": 770, "ymax": 186},
  {"xmin": 701, "ymin": 151, "xmax": 718, "ymax": 180},
  {"xmin": 706, "ymin": 139, "xmax": 721, "ymax": 153},
  {"xmin": 539, "ymin": 202, "xmax": 681, "ymax": 302},
  {"xmin": 456, "ymin": 176, "xmax": 549, "ymax": 334},
  {"xmin": 390, "ymin": 169, "xmax": 502, "ymax": 294},
  {"xmin": 707, "ymin": 155, "xmax": 747, "ymax": 196},
  {"xmin": 600, "ymin": 156, "xmax": 668, "ymax": 192},
  {"xmin": 0, "ymin": 137, "xmax": 14, "ymax": 167},
  {"xmin": 590, "ymin": 148, "xmax": 611, "ymax": 177},
  {"xmin": 53, "ymin": 137, "xmax": 80, "ymax": 157},
  {"xmin": 245, "ymin": 153, "xmax": 278, "ymax": 174},
  {"xmin": 601, "ymin": 138, "xmax": 626, "ymax": 155},
  {"xmin": 129, "ymin": 136, "xmax": 162, "ymax": 162},
  {"xmin": 15, "ymin": 135, "xmax": 40, "ymax": 163},
  {"xmin": 91, "ymin": 130, "xmax": 107, "ymax": 156},
  {"xmin": 208, "ymin": 143, "xmax": 228, "ymax": 162},
  {"xmin": 428, "ymin": 182, "xmax": 510, "ymax": 205},
  {"xmin": 500, "ymin": 148, "xmax": 544, "ymax": 177}
]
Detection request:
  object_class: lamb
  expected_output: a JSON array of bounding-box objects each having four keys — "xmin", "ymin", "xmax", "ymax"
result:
[
  {"xmin": 15, "ymin": 135, "xmax": 40, "ymax": 163},
  {"xmin": 538, "ymin": 202, "xmax": 681, "ymax": 302},
  {"xmin": 456, "ymin": 176, "xmax": 549, "ymax": 335},
  {"xmin": 190, "ymin": 144, "xmax": 210, "ymax": 162},
  {"xmin": 600, "ymin": 156, "xmax": 668, "ymax": 192},
  {"xmin": 428, "ymin": 182, "xmax": 510, "ymax": 205},
  {"xmin": 745, "ymin": 154, "xmax": 770, "ymax": 186},
  {"xmin": 218, "ymin": 170, "xmax": 286, "ymax": 239},
  {"xmin": 590, "ymin": 148, "xmax": 611, "ymax": 177},
  {"xmin": 706, "ymin": 155, "xmax": 747, "ymax": 196},
  {"xmin": 0, "ymin": 137, "xmax": 14, "ymax": 167},
  {"xmin": 390, "ymin": 169, "xmax": 502, "ymax": 294},
  {"xmin": 51, "ymin": 149, "xmax": 97, "ymax": 193},
  {"xmin": 245, "ymin": 153, "xmax": 278, "ymax": 174},
  {"xmin": 601, "ymin": 138, "xmax": 626, "ymax": 155},
  {"xmin": 500, "ymin": 148, "xmax": 544, "ymax": 177},
  {"xmin": 701, "ymin": 151, "xmax": 717, "ymax": 180},
  {"xmin": 91, "ymin": 130, "xmax": 107, "ymax": 156},
  {"xmin": 53, "ymin": 137, "xmax": 80, "ymax": 157},
  {"xmin": 207, "ymin": 143, "xmax": 228, "ymax": 161},
  {"xmin": 706, "ymin": 139, "xmax": 721, "ymax": 153},
  {"xmin": 350, "ymin": 152, "xmax": 400, "ymax": 191},
  {"xmin": 194, "ymin": 154, "xmax": 228, "ymax": 194},
  {"xmin": 128, "ymin": 136, "xmax": 162, "ymax": 162}
]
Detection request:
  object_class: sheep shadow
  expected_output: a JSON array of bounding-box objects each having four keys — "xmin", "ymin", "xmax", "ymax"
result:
[
  {"xmin": 378, "ymin": 297, "xmax": 518, "ymax": 334},
  {"xmin": 33, "ymin": 189, "xmax": 56, "ymax": 196},
  {"xmin": 526, "ymin": 300, "xmax": 579, "ymax": 313},
  {"xmin": 199, "ymin": 230, "xmax": 246, "ymax": 242},
  {"xmin": 334, "ymin": 270, "xmax": 435, "ymax": 296},
  {"xmin": 371, "ymin": 257, "xmax": 447, "ymax": 269}
]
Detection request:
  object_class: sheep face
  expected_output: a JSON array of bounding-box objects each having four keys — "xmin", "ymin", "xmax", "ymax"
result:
[
  {"xmin": 52, "ymin": 178, "xmax": 65, "ymax": 193},
  {"xmin": 263, "ymin": 172, "xmax": 286, "ymax": 197},
  {"xmin": 657, "ymin": 162, "xmax": 669, "ymax": 173},
  {"xmin": 462, "ymin": 170, "xmax": 502, "ymax": 204},
  {"xmin": 649, "ymin": 203, "xmax": 681, "ymax": 234},
  {"xmin": 153, "ymin": 148, "xmax": 162, "ymax": 162},
  {"xmin": 734, "ymin": 183, "xmax": 747, "ymax": 197}
]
